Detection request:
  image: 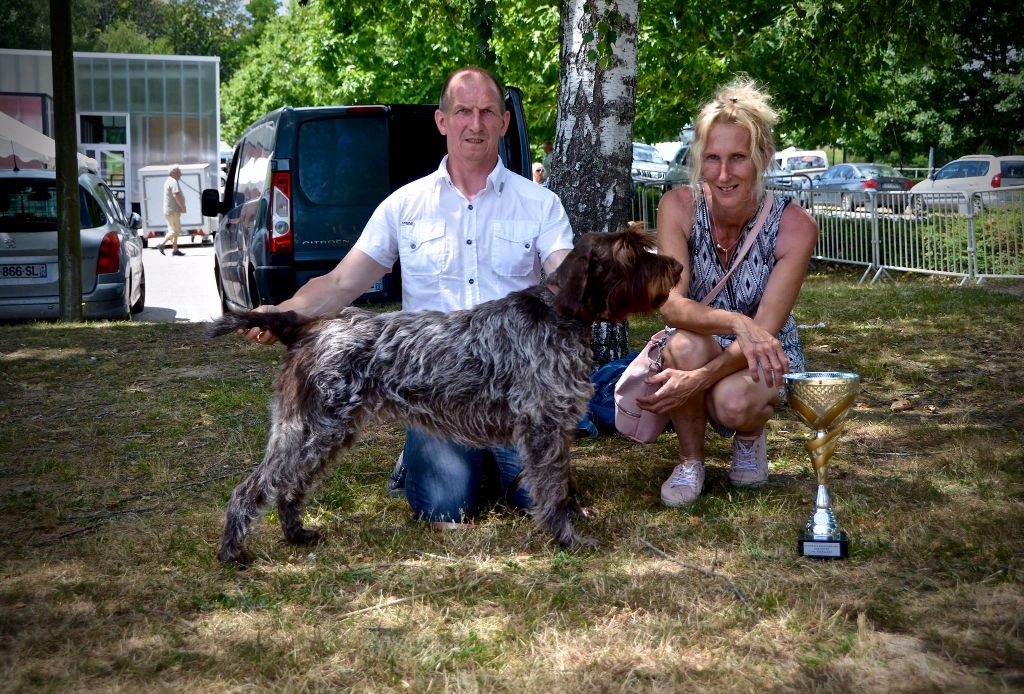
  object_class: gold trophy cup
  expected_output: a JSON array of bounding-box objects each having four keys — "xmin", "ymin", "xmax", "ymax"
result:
[{"xmin": 784, "ymin": 371, "xmax": 860, "ymax": 559}]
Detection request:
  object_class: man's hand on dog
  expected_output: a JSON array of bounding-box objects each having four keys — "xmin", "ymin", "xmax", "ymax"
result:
[{"xmin": 238, "ymin": 305, "xmax": 279, "ymax": 345}]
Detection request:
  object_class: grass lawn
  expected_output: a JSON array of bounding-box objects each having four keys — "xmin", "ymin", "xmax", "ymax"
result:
[{"xmin": 1, "ymin": 264, "xmax": 1022, "ymax": 691}]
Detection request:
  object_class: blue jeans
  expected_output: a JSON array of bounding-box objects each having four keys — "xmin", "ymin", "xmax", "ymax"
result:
[{"xmin": 403, "ymin": 427, "xmax": 533, "ymax": 522}]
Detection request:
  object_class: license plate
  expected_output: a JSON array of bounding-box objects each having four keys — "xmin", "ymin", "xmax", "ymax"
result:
[{"xmin": 0, "ymin": 263, "xmax": 48, "ymax": 281}]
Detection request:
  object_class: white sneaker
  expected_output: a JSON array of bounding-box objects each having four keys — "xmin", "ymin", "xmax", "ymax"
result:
[
  {"xmin": 729, "ymin": 429, "xmax": 768, "ymax": 487},
  {"xmin": 661, "ymin": 461, "xmax": 705, "ymax": 507}
]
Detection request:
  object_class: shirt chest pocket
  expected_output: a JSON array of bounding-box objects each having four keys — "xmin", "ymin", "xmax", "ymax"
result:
[
  {"xmin": 491, "ymin": 221, "xmax": 540, "ymax": 277},
  {"xmin": 399, "ymin": 219, "xmax": 449, "ymax": 276}
]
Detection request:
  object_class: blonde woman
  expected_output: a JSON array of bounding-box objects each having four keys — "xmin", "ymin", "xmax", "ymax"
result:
[{"xmin": 638, "ymin": 78, "xmax": 819, "ymax": 506}]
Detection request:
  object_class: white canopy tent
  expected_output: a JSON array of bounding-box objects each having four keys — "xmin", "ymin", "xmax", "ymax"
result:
[{"xmin": 0, "ymin": 113, "xmax": 97, "ymax": 172}]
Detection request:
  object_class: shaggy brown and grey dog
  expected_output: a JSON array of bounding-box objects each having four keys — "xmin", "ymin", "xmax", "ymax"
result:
[{"xmin": 209, "ymin": 228, "xmax": 682, "ymax": 564}]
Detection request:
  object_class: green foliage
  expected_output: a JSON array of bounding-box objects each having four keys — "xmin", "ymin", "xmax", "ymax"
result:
[
  {"xmin": 3, "ymin": 0, "xmax": 1019, "ymax": 165},
  {"xmin": 0, "ymin": 1, "xmax": 52, "ymax": 49},
  {"xmin": 90, "ymin": 18, "xmax": 173, "ymax": 54}
]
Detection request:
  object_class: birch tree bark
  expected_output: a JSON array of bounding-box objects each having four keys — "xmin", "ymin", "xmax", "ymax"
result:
[{"xmin": 550, "ymin": 0, "xmax": 640, "ymax": 364}]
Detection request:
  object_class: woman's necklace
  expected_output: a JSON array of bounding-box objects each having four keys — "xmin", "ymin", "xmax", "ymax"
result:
[
  {"xmin": 712, "ymin": 224, "xmax": 740, "ymax": 255},
  {"xmin": 708, "ymin": 204, "xmax": 741, "ymax": 260}
]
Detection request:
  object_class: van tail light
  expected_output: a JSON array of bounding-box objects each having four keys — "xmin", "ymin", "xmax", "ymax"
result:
[
  {"xmin": 991, "ymin": 173, "xmax": 1001, "ymax": 188},
  {"xmin": 97, "ymin": 232, "xmax": 120, "ymax": 274},
  {"xmin": 863, "ymin": 179, "xmax": 879, "ymax": 190},
  {"xmin": 270, "ymin": 171, "xmax": 293, "ymax": 254}
]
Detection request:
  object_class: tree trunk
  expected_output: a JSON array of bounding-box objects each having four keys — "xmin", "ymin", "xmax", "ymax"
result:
[
  {"xmin": 51, "ymin": 0, "xmax": 82, "ymax": 321},
  {"xmin": 550, "ymin": 0, "xmax": 640, "ymax": 365}
]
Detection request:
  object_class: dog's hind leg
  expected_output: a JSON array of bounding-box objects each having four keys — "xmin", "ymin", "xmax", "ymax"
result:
[
  {"xmin": 275, "ymin": 429, "xmax": 358, "ymax": 547},
  {"xmin": 515, "ymin": 423, "xmax": 598, "ymax": 549},
  {"xmin": 217, "ymin": 419, "xmax": 302, "ymax": 565}
]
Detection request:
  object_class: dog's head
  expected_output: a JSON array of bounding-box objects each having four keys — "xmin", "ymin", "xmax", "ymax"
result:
[{"xmin": 550, "ymin": 224, "xmax": 683, "ymax": 322}]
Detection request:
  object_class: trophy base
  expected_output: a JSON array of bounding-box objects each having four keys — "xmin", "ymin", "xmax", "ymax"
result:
[{"xmin": 798, "ymin": 530, "xmax": 849, "ymax": 559}]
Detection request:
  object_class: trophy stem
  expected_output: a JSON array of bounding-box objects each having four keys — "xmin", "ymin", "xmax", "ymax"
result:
[
  {"xmin": 814, "ymin": 483, "xmax": 831, "ymax": 511},
  {"xmin": 806, "ymin": 484, "xmax": 840, "ymax": 538}
]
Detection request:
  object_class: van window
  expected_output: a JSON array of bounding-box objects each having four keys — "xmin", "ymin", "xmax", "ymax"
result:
[
  {"xmin": 236, "ymin": 137, "xmax": 271, "ymax": 205},
  {"xmin": 298, "ymin": 116, "xmax": 390, "ymax": 206}
]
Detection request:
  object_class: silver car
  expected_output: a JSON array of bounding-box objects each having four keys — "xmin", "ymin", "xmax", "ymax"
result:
[
  {"xmin": 0, "ymin": 167, "xmax": 145, "ymax": 321},
  {"xmin": 631, "ymin": 142, "xmax": 669, "ymax": 184}
]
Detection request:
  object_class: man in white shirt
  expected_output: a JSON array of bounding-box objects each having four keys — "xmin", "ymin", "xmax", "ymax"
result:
[
  {"xmin": 242, "ymin": 66, "xmax": 574, "ymax": 530},
  {"xmin": 160, "ymin": 166, "xmax": 187, "ymax": 256}
]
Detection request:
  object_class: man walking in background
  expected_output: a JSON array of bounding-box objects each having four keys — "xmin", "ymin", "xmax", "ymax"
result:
[{"xmin": 159, "ymin": 166, "xmax": 186, "ymax": 256}]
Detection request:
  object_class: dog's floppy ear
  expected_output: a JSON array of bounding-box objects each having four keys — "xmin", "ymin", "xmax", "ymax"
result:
[{"xmin": 551, "ymin": 234, "xmax": 595, "ymax": 319}]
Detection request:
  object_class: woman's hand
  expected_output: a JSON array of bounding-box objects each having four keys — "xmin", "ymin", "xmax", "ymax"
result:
[
  {"xmin": 732, "ymin": 315, "xmax": 788, "ymax": 388},
  {"xmin": 636, "ymin": 368, "xmax": 708, "ymax": 414}
]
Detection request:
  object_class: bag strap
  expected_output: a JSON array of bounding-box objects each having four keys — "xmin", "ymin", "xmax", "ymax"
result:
[{"xmin": 699, "ymin": 182, "xmax": 774, "ymax": 305}]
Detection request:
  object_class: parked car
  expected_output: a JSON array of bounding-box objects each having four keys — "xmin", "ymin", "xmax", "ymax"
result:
[
  {"xmin": 764, "ymin": 159, "xmax": 796, "ymax": 189},
  {"xmin": 653, "ymin": 141, "xmax": 685, "ymax": 165},
  {"xmin": 203, "ymin": 90, "xmax": 533, "ymax": 312},
  {"xmin": 811, "ymin": 163, "xmax": 913, "ymax": 212},
  {"xmin": 910, "ymin": 155, "xmax": 1024, "ymax": 213},
  {"xmin": 0, "ymin": 164, "xmax": 145, "ymax": 321},
  {"xmin": 775, "ymin": 147, "xmax": 829, "ymax": 184},
  {"xmin": 664, "ymin": 146, "xmax": 689, "ymax": 189},
  {"xmin": 631, "ymin": 142, "xmax": 669, "ymax": 185}
]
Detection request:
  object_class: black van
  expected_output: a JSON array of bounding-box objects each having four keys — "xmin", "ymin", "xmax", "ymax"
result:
[{"xmin": 202, "ymin": 89, "xmax": 532, "ymax": 311}]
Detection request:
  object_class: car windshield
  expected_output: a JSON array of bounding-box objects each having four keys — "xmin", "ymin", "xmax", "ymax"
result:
[
  {"xmin": 633, "ymin": 145, "xmax": 665, "ymax": 164},
  {"xmin": 858, "ymin": 165, "xmax": 901, "ymax": 178}
]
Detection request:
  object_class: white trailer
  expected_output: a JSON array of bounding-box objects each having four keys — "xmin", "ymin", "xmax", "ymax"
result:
[{"xmin": 137, "ymin": 163, "xmax": 216, "ymax": 247}]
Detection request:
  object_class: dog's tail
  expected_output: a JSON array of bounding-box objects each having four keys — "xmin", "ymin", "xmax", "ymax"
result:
[{"xmin": 207, "ymin": 310, "xmax": 316, "ymax": 347}]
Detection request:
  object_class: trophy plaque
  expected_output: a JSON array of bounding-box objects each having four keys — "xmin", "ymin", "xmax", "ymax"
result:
[{"xmin": 784, "ymin": 371, "xmax": 861, "ymax": 559}]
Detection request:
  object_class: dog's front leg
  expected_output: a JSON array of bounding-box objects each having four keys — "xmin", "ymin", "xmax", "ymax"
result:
[{"xmin": 516, "ymin": 424, "xmax": 598, "ymax": 549}]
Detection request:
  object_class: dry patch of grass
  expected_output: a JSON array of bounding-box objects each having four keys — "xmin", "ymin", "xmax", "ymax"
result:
[{"xmin": 1, "ymin": 265, "xmax": 1022, "ymax": 691}]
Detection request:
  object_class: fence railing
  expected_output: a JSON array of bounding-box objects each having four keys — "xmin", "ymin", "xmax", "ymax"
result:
[{"xmin": 629, "ymin": 181, "xmax": 1024, "ymax": 283}]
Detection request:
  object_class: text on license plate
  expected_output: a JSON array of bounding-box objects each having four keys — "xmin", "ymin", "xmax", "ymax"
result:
[{"xmin": 0, "ymin": 263, "xmax": 48, "ymax": 280}]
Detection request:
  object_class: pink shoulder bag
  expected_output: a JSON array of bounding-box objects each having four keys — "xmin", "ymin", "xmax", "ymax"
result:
[{"xmin": 613, "ymin": 187, "xmax": 774, "ymax": 442}]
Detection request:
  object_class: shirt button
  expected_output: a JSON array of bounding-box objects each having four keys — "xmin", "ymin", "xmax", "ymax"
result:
[
  {"xmin": 410, "ymin": 242, "xmax": 417, "ymax": 249},
  {"xmin": 468, "ymin": 278, "xmax": 475, "ymax": 284},
  {"xmin": 524, "ymin": 242, "xmax": 531, "ymax": 249},
  {"xmin": 468, "ymin": 204, "xmax": 474, "ymax": 210},
  {"xmin": 466, "ymin": 239, "xmax": 473, "ymax": 245}
]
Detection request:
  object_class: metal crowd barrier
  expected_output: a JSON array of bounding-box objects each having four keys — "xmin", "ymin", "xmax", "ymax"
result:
[
  {"xmin": 628, "ymin": 181, "xmax": 1024, "ymax": 284},
  {"xmin": 771, "ymin": 184, "xmax": 1024, "ymax": 283},
  {"xmin": 630, "ymin": 181, "xmax": 667, "ymax": 232}
]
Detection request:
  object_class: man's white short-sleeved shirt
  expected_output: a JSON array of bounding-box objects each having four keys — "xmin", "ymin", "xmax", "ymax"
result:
[
  {"xmin": 354, "ymin": 156, "xmax": 574, "ymax": 312},
  {"xmin": 163, "ymin": 176, "xmax": 183, "ymax": 215}
]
